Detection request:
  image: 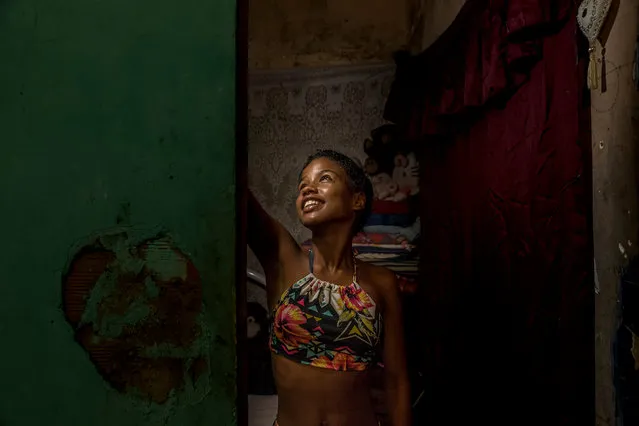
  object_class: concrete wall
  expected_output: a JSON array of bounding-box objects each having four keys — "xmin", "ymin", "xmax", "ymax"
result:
[
  {"xmin": 246, "ymin": 0, "xmax": 467, "ymax": 69},
  {"xmin": 592, "ymin": 1, "xmax": 639, "ymax": 424},
  {"xmin": 0, "ymin": 1, "xmax": 237, "ymax": 425},
  {"xmin": 406, "ymin": 0, "xmax": 466, "ymax": 52},
  {"xmin": 248, "ymin": 0, "xmax": 408, "ymax": 68},
  {"xmin": 419, "ymin": 0, "xmax": 466, "ymax": 49}
]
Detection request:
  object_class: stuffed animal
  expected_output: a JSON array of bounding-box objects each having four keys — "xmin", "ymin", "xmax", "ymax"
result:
[
  {"xmin": 371, "ymin": 173, "xmax": 407, "ymax": 202},
  {"xmin": 364, "ymin": 124, "xmax": 415, "ymax": 177},
  {"xmin": 247, "ymin": 301, "xmax": 267, "ymax": 339},
  {"xmin": 392, "ymin": 152, "xmax": 420, "ymax": 196},
  {"xmin": 370, "ymin": 124, "xmax": 399, "ymax": 145},
  {"xmin": 364, "ymin": 156, "xmax": 380, "ymax": 176},
  {"xmin": 363, "ymin": 136, "xmax": 395, "ymax": 175}
]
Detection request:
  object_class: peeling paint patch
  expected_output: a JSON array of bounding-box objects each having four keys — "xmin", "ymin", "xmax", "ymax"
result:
[
  {"xmin": 61, "ymin": 228, "xmax": 211, "ymax": 409},
  {"xmin": 620, "ymin": 242, "xmax": 629, "ymax": 259}
]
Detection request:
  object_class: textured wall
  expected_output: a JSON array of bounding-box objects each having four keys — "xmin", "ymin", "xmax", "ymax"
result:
[
  {"xmin": 591, "ymin": 1, "xmax": 639, "ymax": 424},
  {"xmin": 249, "ymin": 0, "xmax": 408, "ymax": 68},
  {"xmin": 247, "ymin": 64, "xmax": 395, "ymax": 273},
  {"xmin": 416, "ymin": 0, "xmax": 466, "ymax": 50},
  {"xmin": 0, "ymin": 1, "xmax": 237, "ymax": 425}
]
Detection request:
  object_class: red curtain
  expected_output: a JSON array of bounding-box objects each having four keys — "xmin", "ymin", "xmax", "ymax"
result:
[{"xmin": 385, "ymin": 1, "xmax": 592, "ymax": 424}]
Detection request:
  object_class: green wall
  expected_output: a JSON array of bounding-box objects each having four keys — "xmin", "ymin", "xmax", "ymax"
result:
[{"xmin": 0, "ymin": 1, "xmax": 237, "ymax": 425}]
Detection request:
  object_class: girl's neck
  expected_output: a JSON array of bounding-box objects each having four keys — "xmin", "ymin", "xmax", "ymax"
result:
[{"xmin": 310, "ymin": 229, "xmax": 353, "ymax": 273}]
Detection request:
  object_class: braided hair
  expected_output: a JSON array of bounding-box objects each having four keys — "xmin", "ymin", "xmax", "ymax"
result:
[{"xmin": 300, "ymin": 149, "xmax": 373, "ymax": 233}]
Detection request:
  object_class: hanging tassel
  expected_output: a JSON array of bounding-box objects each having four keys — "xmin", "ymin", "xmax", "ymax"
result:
[{"xmin": 588, "ymin": 46, "xmax": 599, "ymax": 90}]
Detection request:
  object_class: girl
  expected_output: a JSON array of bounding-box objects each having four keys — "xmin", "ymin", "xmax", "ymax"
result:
[{"xmin": 248, "ymin": 150, "xmax": 410, "ymax": 426}]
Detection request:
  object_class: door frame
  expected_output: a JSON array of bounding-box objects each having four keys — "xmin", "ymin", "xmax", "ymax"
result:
[{"xmin": 235, "ymin": 0, "xmax": 249, "ymax": 422}]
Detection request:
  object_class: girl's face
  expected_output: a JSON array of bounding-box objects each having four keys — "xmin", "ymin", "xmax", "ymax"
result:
[{"xmin": 296, "ymin": 157, "xmax": 364, "ymax": 230}]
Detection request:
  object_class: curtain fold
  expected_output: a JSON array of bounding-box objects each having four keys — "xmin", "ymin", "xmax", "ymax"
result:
[{"xmin": 385, "ymin": 1, "xmax": 593, "ymax": 424}]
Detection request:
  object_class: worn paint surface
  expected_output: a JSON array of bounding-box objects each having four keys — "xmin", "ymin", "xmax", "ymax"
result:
[
  {"xmin": 0, "ymin": 1, "xmax": 236, "ymax": 425},
  {"xmin": 62, "ymin": 230, "xmax": 211, "ymax": 409},
  {"xmin": 591, "ymin": 1, "xmax": 639, "ymax": 425},
  {"xmin": 248, "ymin": 0, "xmax": 408, "ymax": 68},
  {"xmin": 410, "ymin": 0, "xmax": 466, "ymax": 51}
]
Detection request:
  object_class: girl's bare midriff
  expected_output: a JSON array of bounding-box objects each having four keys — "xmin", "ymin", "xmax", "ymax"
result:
[{"xmin": 273, "ymin": 355, "xmax": 379, "ymax": 426}]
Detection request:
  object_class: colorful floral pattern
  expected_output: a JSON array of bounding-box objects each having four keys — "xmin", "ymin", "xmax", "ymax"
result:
[
  {"xmin": 272, "ymin": 302, "xmax": 313, "ymax": 350},
  {"xmin": 269, "ymin": 274, "xmax": 382, "ymax": 372},
  {"xmin": 310, "ymin": 352, "xmax": 360, "ymax": 371}
]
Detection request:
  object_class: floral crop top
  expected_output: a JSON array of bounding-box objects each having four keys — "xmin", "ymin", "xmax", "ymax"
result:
[{"xmin": 269, "ymin": 250, "xmax": 383, "ymax": 372}]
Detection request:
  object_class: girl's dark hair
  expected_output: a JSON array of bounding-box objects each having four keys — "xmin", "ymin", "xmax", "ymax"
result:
[{"xmin": 300, "ymin": 149, "xmax": 373, "ymax": 233}]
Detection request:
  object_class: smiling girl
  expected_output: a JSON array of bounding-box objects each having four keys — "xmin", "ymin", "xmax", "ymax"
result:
[{"xmin": 248, "ymin": 149, "xmax": 411, "ymax": 426}]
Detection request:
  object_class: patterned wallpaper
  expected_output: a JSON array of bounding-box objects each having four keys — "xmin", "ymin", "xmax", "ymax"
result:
[{"xmin": 247, "ymin": 63, "xmax": 396, "ymax": 274}]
